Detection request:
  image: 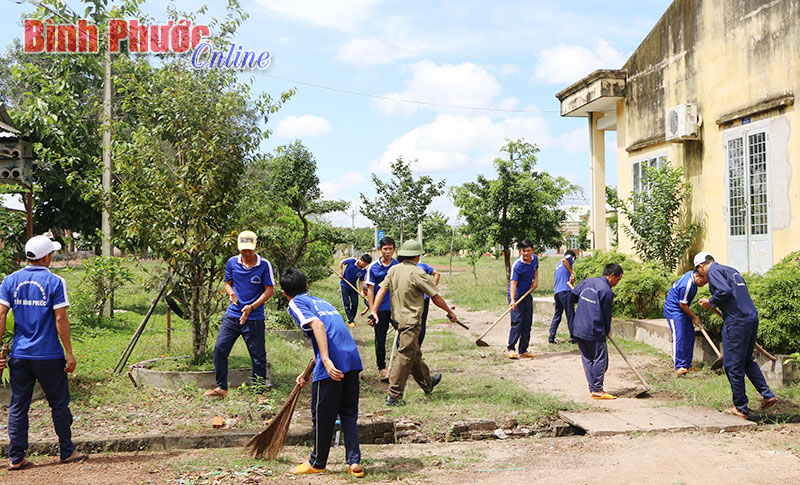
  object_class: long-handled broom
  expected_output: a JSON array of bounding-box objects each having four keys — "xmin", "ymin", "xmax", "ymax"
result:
[{"xmin": 246, "ymin": 359, "xmax": 315, "ymax": 459}]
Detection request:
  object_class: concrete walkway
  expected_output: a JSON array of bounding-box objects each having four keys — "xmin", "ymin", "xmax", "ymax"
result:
[{"xmin": 560, "ymin": 406, "xmax": 755, "ymax": 436}]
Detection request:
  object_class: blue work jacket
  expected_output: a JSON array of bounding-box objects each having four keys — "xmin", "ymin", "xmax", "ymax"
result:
[
  {"xmin": 571, "ymin": 276, "xmax": 614, "ymax": 342},
  {"xmin": 707, "ymin": 263, "xmax": 758, "ymax": 324}
]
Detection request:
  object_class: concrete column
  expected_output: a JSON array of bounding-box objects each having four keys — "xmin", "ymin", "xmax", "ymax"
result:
[{"xmin": 589, "ymin": 112, "xmax": 607, "ymax": 250}]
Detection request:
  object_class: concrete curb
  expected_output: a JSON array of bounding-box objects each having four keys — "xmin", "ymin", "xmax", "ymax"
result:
[
  {"xmin": 0, "ymin": 415, "xmax": 395, "ymax": 457},
  {"xmin": 0, "ymin": 416, "xmax": 567, "ymax": 458}
]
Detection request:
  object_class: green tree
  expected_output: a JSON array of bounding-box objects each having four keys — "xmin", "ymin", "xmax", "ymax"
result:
[
  {"xmin": 0, "ymin": 0, "xmax": 143, "ymax": 244},
  {"xmin": 359, "ymin": 157, "xmax": 445, "ymax": 242},
  {"xmin": 423, "ymin": 211, "xmax": 464, "ymax": 256},
  {"xmin": 453, "ymin": 139, "xmax": 580, "ymax": 279},
  {"xmin": 576, "ymin": 218, "xmax": 591, "ymax": 251},
  {"xmin": 347, "ymin": 227, "xmax": 377, "ymax": 254},
  {"xmin": 111, "ymin": 24, "xmax": 291, "ymax": 360},
  {"xmin": 606, "ymin": 186, "xmax": 620, "ymax": 247},
  {"xmin": 238, "ymin": 141, "xmax": 349, "ymax": 284},
  {"xmin": 619, "ymin": 162, "xmax": 700, "ymax": 271}
]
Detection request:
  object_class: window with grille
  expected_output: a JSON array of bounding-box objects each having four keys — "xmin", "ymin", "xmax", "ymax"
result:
[
  {"xmin": 632, "ymin": 154, "xmax": 667, "ymax": 194},
  {"xmin": 749, "ymin": 133, "xmax": 768, "ymax": 235},
  {"xmin": 567, "ymin": 235, "xmax": 578, "ymax": 248},
  {"xmin": 727, "ymin": 138, "xmax": 745, "ymax": 236},
  {"xmin": 726, "ymin": 130, "xmax": 768, "ymax": 237}
]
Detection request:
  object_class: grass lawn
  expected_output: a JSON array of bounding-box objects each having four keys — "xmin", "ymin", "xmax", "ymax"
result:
[
  {"xmin": 9, "ymin": 257, "xmax": 576, "ymax": 441},
  {"xmin": 422, "ymin": 254, "xmax": 560, "ymax": 312},
  {"xmin": 8, "ymin": 255, "xmax": 800, "ymax": 443}
]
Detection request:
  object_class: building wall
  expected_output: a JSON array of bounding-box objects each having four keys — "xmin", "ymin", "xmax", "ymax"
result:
[{"xmin": 618, "ymin": 0, "xmax": 800, "ymax": 271}]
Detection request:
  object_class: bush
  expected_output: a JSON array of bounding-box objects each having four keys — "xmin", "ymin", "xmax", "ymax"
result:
[
  {"xmin": 749, "ymin": 252, "xmax": 800, "ymax": 354},
  {"xmin": 574, "ymin": 250, "xmax": 672, "ymax": 319}
]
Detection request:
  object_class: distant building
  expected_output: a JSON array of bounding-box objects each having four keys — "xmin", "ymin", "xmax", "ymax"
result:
[{"xmin": 557, "ymin": 0, "xmax": 799, "ymax": 273}]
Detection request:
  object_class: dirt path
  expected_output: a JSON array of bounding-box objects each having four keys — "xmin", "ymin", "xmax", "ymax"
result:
[
  {"xmin": 5, "ymin": 425, "xmax": 800, "ymax": 484},
  {"xmin": 426, "ymin": 300, "xmax": 665, "ymax": 410}
]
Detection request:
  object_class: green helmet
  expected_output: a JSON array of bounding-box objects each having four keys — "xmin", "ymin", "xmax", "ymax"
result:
[{"xmin": 397, "ymin": 239, "xmax": 423, "ymax": 257}]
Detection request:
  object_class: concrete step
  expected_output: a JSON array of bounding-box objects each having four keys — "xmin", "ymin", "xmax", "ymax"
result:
[{"xmin": 560, "ymin": 406, "xmax": 755, "ymax": 436}]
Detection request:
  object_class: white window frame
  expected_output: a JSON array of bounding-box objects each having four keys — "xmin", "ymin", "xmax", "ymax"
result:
[
  {"xmin": 723, "ymin": 118, "xmax": 771, "ymax": 239},
  {"xmin": 631, "ymin": 152, "xmax": 668, "ymax": 195}
]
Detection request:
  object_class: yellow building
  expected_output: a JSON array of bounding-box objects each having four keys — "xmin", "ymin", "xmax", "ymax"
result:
[{"xmin": 556, "ymin": 0, "xmax": 799, "ymax": 273}]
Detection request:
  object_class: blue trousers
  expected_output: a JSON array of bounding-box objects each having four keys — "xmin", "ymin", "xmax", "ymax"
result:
[
  {"xmin": 309, "ymin": 370, "xmax": 361, "ymax": 469},
  {"xmin": 666, "ymin": 313, "xmax": 696, "ymax": 370},
  {"xmin": 373, "ymin": 310, "xmax": 392, "ymax": 370},
  {"xmin": 419, "ymin": 298, "xmax": 430, "ymax": 347},
  {"xmin": 549, "ymin": 291, "xmax": 575, "ymax": 342},
  {"xmin": 8, "ymin": 358, "xmax": 75, "ymax": 464},
  {"xmin": 213, "ymin": 316, "xmax": 267, "ymax": 391},
  {"xmin": 576, "ymin": 339, "xmax": 609, "ymax": 392},
  {"xmin": 722, "ymin": 319, "xmax": 774, "ymax": 414},
  {"xmin": 507, "ymin": 295, "xmax": 533, "ymax": 353},
  {"xmin": 341, "ymin": 285, "xmax": 359, "ymax": 323}
]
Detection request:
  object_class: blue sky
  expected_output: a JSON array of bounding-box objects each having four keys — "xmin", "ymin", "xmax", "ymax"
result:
[{"xmin": 2, "ymin": 0, "xmax": 672, "ymax": 227}]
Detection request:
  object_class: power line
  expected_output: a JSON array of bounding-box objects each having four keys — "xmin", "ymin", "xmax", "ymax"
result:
[{"xmin": 252, "ymin": 72, "xmax": 562, "ymax": 114}]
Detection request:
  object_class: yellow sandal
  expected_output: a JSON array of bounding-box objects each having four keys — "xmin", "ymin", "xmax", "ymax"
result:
[
  {"xmin": 292, "ymin": 462, "xmax": 325, "ymax": 474},
  {"xmin": 346, "ymin": 463, "xmax": 365, "ymax": 478},
  {"xmin": 590, "ymin": 392, "xmax": 617, "ymax": 400}
]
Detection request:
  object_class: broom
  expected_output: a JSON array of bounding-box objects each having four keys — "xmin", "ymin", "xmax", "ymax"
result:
[{"xmin": 246, "ymin": 359, "xmax": 315, "ymax": 459}]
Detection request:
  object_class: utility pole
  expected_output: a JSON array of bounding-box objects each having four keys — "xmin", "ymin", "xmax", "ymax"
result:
[
  {"xmin": 25, "ymin": 0, "xmax": 114, "ymax": 313},
  {"xmin": 350, "ymin": 208, "xmax": 355, "ymax": 257},
  {"xmin": 101, "ymin": 27, "xmax": 114, "ymax": 317}
]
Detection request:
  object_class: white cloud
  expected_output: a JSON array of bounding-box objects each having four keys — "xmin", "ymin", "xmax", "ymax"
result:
[
  {"xmin": 498, "ymin": 97, "xmax": 519, "ymax": 110},
  {"xmin": 373, "ymin": 113, "xmax": 552, "ymax": 174},
  {"xmin": 374, "ymin": 60, "xmax": 502, "ymax": 116},
  {"xmin": 501, "ymin": 63, "xmax": 521, "ymax": 75},
  {"xmin": 533, "ymin": 38, "xmax": 626, "ymax": 84},
  {"xmin": 274, "ymin": 115, "xmax": 332, "ymax": 138},
  {"xmin": 253, "ymin": 0, "xmax": 380, "ymax": 32},
  {"xmin": 335, "ymin": 37, "xmax": 396, "ymax": 66},
  {"xmin": 556, "ymin": 127, "xmax": 589, "ymax": 154},
  {"xmin": 319, "ymin": 171, "xmax": 368, "ymax": 199}
]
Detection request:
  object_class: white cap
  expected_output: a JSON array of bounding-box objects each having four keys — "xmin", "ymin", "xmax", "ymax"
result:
[
  {"xmin": 237, "ymin": 230, "xmax": 257, "ymax": 250},
  {"xmin": 693, "ymin": 251, "xmax": 712, "ymax": 268},
  {"xmin": 25, "ymin": 235, "xmax": 62, "ymax": 260}
]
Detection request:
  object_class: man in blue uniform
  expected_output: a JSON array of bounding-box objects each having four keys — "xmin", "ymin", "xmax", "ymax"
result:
[
  {"xmin": 415, "ymin": 260, "xmax": 440, "ymax": 347},
  {"xmin": 206, "ymin": 231, "xmax": 275, "ymax": 398},
  {"xmin": 507, "ymin": 240, "xmax": 539, "ymax": 359},
  {"xmin": 696, "ymin": 252, "xmax": 778, "ymax": 417},
  {"xmin": 283, "ymin": 267, "xmax": 364, "ymax": 478},
  {"xmin": 571, "ymin": 263, "xmax": 623, "ymax": 399},
  {"xmin": 663, "ymin": 269, "xmax": 708, "ymax": 375},
  {"xmin": 338, "ymin": 254, "xmax": 372, "ymax": 327},
  {"xmin": 548, "ymin": 250, "xmax": 576, "ymax": 344},
  {"xmin": 0, "ymin": 235, "xmax": 86, "ymax": 470},
  {"xmin": 365, "ymin": 236, "xmax": 399, "ymax": 380}
]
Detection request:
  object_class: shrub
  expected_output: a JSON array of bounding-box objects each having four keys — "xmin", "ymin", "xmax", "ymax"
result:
[
  {"xmin": 690, "ymin": 258, "xmax": 798, "ymax": 354},
  {"xmin": 749, "ymin": 252, "xmax": 800, "ymax": 354},
  {"xmin": 574, "ymin": 250, "xmax": 672, "ymax": 319},
  {"xmin": 81, "ymin": 256, "xmax": 134, "ymax": 315}
]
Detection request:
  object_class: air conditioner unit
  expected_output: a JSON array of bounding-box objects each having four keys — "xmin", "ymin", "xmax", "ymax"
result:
[{"xmin": 665, "ymin": 103, "xmax": 702, "ymax": 141}]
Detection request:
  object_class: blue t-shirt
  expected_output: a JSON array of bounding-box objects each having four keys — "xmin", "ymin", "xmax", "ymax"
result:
[
  {"xmin": 663, "ymin": 270, "xmax": 698, "ymax": 317},
  {"xmin": 553, "ymin": 254, "xmax": 575, "ymax": 294},
  {"xmin": 365, "ymin": 258, "xmax": 399, "ymax": 312},
  {"xmin": 224, "ymin": 255, "xmax": 274, "ymax": 319},
  {"xmin": 417, "ymin": 262, "xmax": 435, "ymax": 300},
  {"xmin": 341, "ymin": 258, "xmax": 367, "ymax": 288},
  {"xmin": 287, "ymin": 292, "xmax": 363, "ymax": 382},
  {"xmin": 507, "ymin": 255, "xmax": 539, "ymax": 298},
  {"xmin": 0, "ymin": 265, "xmax": 69, "ymax": 360}
]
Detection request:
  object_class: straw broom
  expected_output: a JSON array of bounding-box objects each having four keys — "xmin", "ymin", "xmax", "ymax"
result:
[{"xmin": 246, "ymin": 359, "xmax": 315, "ymax": 459}]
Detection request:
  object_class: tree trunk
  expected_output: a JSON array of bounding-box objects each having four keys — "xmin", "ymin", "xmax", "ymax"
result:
[
  {"xmin": 191, "ymin": 276, "xmax": 202, "ymax": 361},
  {"xmin": 503, "ymin": 239, "xmax": 512, "ymax": 281}
]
